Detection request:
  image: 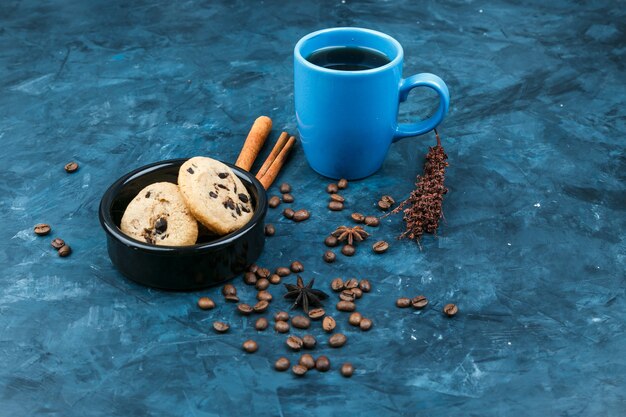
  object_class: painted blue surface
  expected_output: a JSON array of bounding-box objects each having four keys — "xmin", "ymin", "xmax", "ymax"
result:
[{"xmin": 0, "ymin": 1, "xmax": 624, "ymax": 416}]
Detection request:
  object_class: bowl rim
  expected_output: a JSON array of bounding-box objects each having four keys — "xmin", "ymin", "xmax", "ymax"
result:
[{"xmin": 98, "ymin": 158, "xmax": 267, "ymax": 253}]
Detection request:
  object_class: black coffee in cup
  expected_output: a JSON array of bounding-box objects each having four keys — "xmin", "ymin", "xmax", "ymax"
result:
[{"xmin": 306, "ymin": 46, "xmax": 391, "ymax": 71}]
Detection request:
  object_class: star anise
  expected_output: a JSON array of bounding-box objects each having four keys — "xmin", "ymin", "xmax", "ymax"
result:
[
  {"xmin": 331, "ymin": 225, "xmax": 370, "ymax": 246},
  {"xmin": 284, "ymin": 275, "xmax": 329, "ymax": 313}
]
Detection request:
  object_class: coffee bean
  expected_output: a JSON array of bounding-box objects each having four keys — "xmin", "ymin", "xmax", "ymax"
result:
[
  {"xmin": 34, "ymin": 223, "xmax": 51, "ymax": 236},
  {"xmin": 348, "ymin": 312, "xmax": 362, "ymax": 326},
  {"xmin": 269, "ymin": 274, "xmax": 281, "ymax": 285},
  {"xmin": 253, "ymin": 300, "xmax": 269, "ymax": 313},
  {"xmin": 328, "ymin": 333, "xmax": 347, "ymax": 348},
  {"xmin": 358, "ymin": 279, "xmax": 371, "ymax": 292},
  {"xmin": 248, "ymin": 264, "xmax": 259, "ymax": 273},
  {"xmin": 364, "ymin": 216, "xmax": 379, "ymax": 227},
  {"xmin": 282, "ymin": 193, "xmax": 294, "ymax": 203},
  {"xmin": 340, "ymin": 362, "xmax": 354, "ymax": 377},
  {"xmin": 381, "ymin": 195, "xmax": 395, "ymax": 205},
  {"xmin": 337, "ymin": 301, "xmax": 356, "ymax": 312},
  {"xmin": 58, "ymin": 245, "xmax": 72, "ymax": 257},
  {"xmin": 322, "ymin": 316, "xmax": 336, "ymax": 332},
  {"xmin": 269, "ymin": 196, "xmax": 281, "ymax": 208},
  {"xmin": 51, "ymin": 238, "xmax": 65, "ymax": 249},
  {"xmin": 396, "ymin": 297, "xmax": 411, "ymax": 308},
  {"xmin": 344, "ymin": 278, "xmax": 358, "ymax": 289},
  {"xmin": 222, "ymin": 284, "xmax": 237, "ymax": 296},
  {"xmin": 331, "ymin": 278, "xmax": 345, "ymax": 291},
  {"xmin": 326, "ymin": 183, "xmax": 339, "ymax": 194},
  {"xmin": 302, "ymin": 334, "xmax": 317, "ymax": 349},
  {"xmin": 359, "ymin": 318, "xmax": 373, "ymax": 331},
  {"xmin": 377, "ymin": 200, "xmax": 391, "ymax": 211},
  {"xmin": 275, "ymin": 357, "xmax": 290, "ymax": 371},
  {"xmin": 308, "ymin": 308, "xmax": 325, "ymax": 320},
  {"xmin": 275, "ymin": 320, "xmax": 290, "ymax": 333},
  {"xmin": 337, "ymin": 178, "xmax": 348, "ymax": 189},
  {"xmin": 372, "ymin": 240, "xmax": 389, "ymax": 254},
  {"xmin": 286, "ymin": 335, "xmax": 304, "ymax": 351},
  {"xmin": 279, "ymin": 183, "xmax": 291, "ymax": 193},
  {"xmin": 351, "ymin": 213, "xmax": 365, "ymax": 223},
  {"xmin": 315, "ymin": 356, "xmax": 331, "ymax": 372},
  {"xmin": 255, "ymin": 278, "xmax": 270, "ymax": 291},
  {"xmin": 329, "ymin": 193, "xmax": 345, "ymax": 203},
  {"xmin": 275, "ymin": 267, "xmax": 291, "ymax": 277},
  {"xmin": 274, "ymin": 311, "xmax": 289, "ymax": 322},
  {"xmin": 243, "ymin": 272, "xmax": 257, "ymax": 285},
  {"xmin": 213, "ymin": 321, "xmax": 230, "ymax": 333},
  {"xmin": 341, "ymin": 244, "xmax": 355, "ymax": 256},
  {"xmin": 412, "ymin": 295, "xmax": 428, "ymax": 309},
  {"xmin": 339, "ymin": 290, "xmax": 356, "ymax": 302},
  {"xmin": 292, "ymin": 364, "xmax": 308, "ymax": 376},
  {"xmin": 256, "ymin": 290, "xmax": 272, "ymax": 302},
  {"xmin": 292, "ymin": 209, "xmax": 310, "ymax": 222},
  {"xmin": 237, "ymin": 303, "xmax": 254, "ymax": 315},
  {"xmin": 224, "ymin": 294, "xmax": 240, "ymax": 303},
  {"xmin": 256, "ymin": 268, "xmax": 271, "ymax": 279},
  {"xmin": 328, "ymin": 201, "xmax": 344, "ymax": 211},
  {"xmin": 299, "ymin": 354, "xmax": 315, "ymax": 370},
  {"xmin": 64, "ymin": 161, "xmax": 79, "ymax": 173},
  {"xmin": 283, "ymin": 208, "xmax": 295, "ymax": 219},
  {"xmin": 444, "ymin": 303, "xmax": 459, "ymax": 317},
  {"xmin": 323, "ymin": 251, "xmax": 336, "ymax": 263},
  {"xmin": 242, "ymin": 340, "xmax": 258, "ymax": 353},
  {"xmin": 324, "ymin": 235, "xmax": 339, "ymax": 247},
  {"xmin": 351, "ymin": 288, "xmax": 363, "ymax": 299},
  {"xmin": 291, "ymin": 315, "xmax": 311, "ymax": 329},
  {"xmin": 264, "ymin": 224, "xmax": 275, "ymax": 236},
  {"xmin": 255, "ymin": 317, "xmax": 269, "ymax": 331},
  {"xmin": 197, "ymin": 297, "xmax": 215, "ymax": 310},
  {"xmin": 290, "ymin": 261, "xmax": 304, "ymax": 273}
]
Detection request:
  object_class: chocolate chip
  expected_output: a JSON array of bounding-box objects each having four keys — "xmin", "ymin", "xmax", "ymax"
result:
[
  {"xmin": 218, "ymin": 172, "xmax": 229, "ymax": 179},
  {"xmin": 145, "ymin": 191, "xmax": 151, "ymax": 198},
  {"xmin": 238, "ymin": 193, "xmax": 249, "ymax": 203},
  {"xmin": 187, "ymin": 167, "xmax": 194, "ymax": 174},
  {"xmin": 218, "ymin": 184, "xmax": 229, "ymax": 190},
  {"xmin": 154, "ymin": 217, "xmax": 167, "ymax": 234},
  {"xmin": 235, "ymin": 205, "xmax": 241, "ymax": 215},
  {"xmin": 209, "ymin": 191, "xmax": 218, "ymax": 198},
  {"xmin": 226, "ymin": 198, "xmax": 235, "ymax": 210},
  {"xmin": 240, "ymin": 205, "xmax": 251, "ymax": 213}
]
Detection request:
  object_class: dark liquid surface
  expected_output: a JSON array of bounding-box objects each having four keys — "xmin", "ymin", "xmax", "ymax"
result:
[{"xmin": 306, "ymin": 46, "xmax": 391, "ymax": 71}]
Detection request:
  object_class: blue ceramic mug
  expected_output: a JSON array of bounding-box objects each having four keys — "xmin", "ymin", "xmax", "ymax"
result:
[{"xmin": 294, "ymin": 27, "xmax": 450, "ymax": 179}]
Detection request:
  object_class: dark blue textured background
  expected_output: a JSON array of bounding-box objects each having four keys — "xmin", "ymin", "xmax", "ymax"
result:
[{"xmin": 1, "ymin": 0, "xmax": 624, "ymax": 416}]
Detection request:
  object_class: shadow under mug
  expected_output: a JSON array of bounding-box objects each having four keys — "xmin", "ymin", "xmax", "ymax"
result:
[{"xmin": 294, "ymin": 27, "xmax": 450, "ymax": 180}]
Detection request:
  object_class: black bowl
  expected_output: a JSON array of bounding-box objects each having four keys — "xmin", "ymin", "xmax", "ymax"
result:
[{"xmin": 99, "ymin": 158, "xmax": 267, "ymax": 290}]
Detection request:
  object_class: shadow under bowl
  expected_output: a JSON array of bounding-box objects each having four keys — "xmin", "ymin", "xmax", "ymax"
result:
[{"xmin": 98, "ymin": 158, "xmax": 267, "ymax": 290}]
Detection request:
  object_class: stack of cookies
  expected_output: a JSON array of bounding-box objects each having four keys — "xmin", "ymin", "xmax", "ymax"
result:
[{"xmin": 120, "ymin": 157, "xmax": 254, "ymax": 246}]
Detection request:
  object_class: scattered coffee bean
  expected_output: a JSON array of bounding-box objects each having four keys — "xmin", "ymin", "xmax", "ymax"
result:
[
  {"xmin": 253, "ymin": 300, "xmax": 269, "ymax": 313},
  {"xmin": 255, "ymin": 278, "xmax": 270, "ymax": 291},
  {"xmin": 291, "ymin": 315, "xmax": 311, "ymax": 329},
  {"xmin": 255, "ymin": 317, "xmax": 269, "ymax": 331},
  {"xmin": 257, "ymin": 290, "xmax": 272, "ymax": 302},
  {"xmin": 299, "ymin": 354, "xmax": 315, "ymax": 370},
  {"xmin": 275, "ymin": 320, "xmax": 290, "ymax": 333},
  {"xmin": 224, "ymin": 294, "xmax": 240, "ymax": 303},
  {"xmin": 264, "ymin": 224, "xmax": 275, "ymax": 236},
  {"xmin": 213, "ymin": 321, "xmax": 230, "ymax": 333},
  {"xmin": 329, "ymin": 193, "xmax": 345, "ymax": 203},
  {"xmin": 377, "ymin": 200, "xmax": 391, "ymax": 211},
  {"xmin": 269, "ymin": 196, "xmax": 281, "ymax": 208},
  {"xmin": 292, "ymin": 209, "xmax": 310, "ymax": 222},
  {"xmin": 51, "ymin": 238, "xmax": 65, "ymax": 249},
  {"xmin": 331, "ymin": 278, "xmax": 345, "ymax": 291},
  {"xmin": 341, "ymin": 245, "xmax": 356, "ymax": 256},
  {"xmin": 237, "ymin": 303, "xmax": 254, "ymax": 315},
  {"xmin": 359, "ymin": 279, "xmax": 371, "ymax": 292},
  {"xmin": 242, "ymin": 340, "xmax": 258, "ymax": 353},
  {"xmin": 340, "ymin": 362, "xmax": 354, "ymax": 377},
  {"xmin": 292, "ymin": 364, "xmax": 308, "ymax": 376},
  {"xmin": 302, "ymin": 334, "xmax": 317, "ymax": 349},
  {"xmin": 283, "ymin": 208, "xmax": 295, "ymax": 219},
  {"xmin": 256, "ymin": 268, "xmax": 271, "ymax": 279},
  {"xmin": 351, "ymin": 288, "xmax": 363, "ymax": 299},
  {"xmin": 412, "ymin": 295, "xmax": 428, "ymax": 309},
  {"xmin": 248, "ymin": 264, "xmax": 259, "ymax": 273},
  {"xmin": 328, "ymin": 201, "xmax": 344, "ymax": 211},
  {"xmin": 364, "ymin": 216, "xmax": 379, "ymax": 227},
  {"xmin": 328, "ymin": 333, "xmax": 347, "ymax": 348},
  {"xmin": 322, "ymin": 316, "xmax": 336, "ymax": 332},
  {"xmin": 274, "ymin": 311, "xmax": 289, "ymax": 321},
  {"xmin": 58, "ymin": 245, "xmax": 72, "ymax": 257},
  {"xmin": 381, "ymin": 195, "xmax": 395, "ymax": 205},
  {"xmin": 197, "ymin": 297, "xmax": 215, "ymax": 310},
  {"xmin": 339, "ymin": 290, "xmax": 356, "ymax": 302},
  {"xmin": 344, "ymin": 278, "xmax": 358, "ymax": 289},
  {"xmin": 359, "ymin": 318, "xmax": 373, "ymax": 331},
  {"xmin": 351, "ymin": 213, "xmax": 365, "ymax": 223},
  {"xmin": 34, "ymin": 223, "xmax": 51, "ymax": 236},
  {"xmin": 282, "ymin": 193, "xmax": 294, "ymax": 203},
  {"xmin": 275, "ymin": 267, "xmax": 291, "ymax": 277},
  {"xmin": 222, "ymin": 284, "xmax": 237, "ymax": 296},
  {"xmin": 324, "ymin": 235, "xmax": 339, "ymax": 247},
  {"xmin": 372, "ymin": 240, "xmax": 389, "ymax": 254},
  {"xmin": 348, "ymin": 312, "xmax": 362, "ymax": 326},
  {"xmin": 308, "ymin": 308, "xmax": 325, "ymax": 320},
  {"xmin": 337, "ymin": 301, "xmax": 356, "ymax": 312},
  {"xmin": 396, "ymin": 297, "xmax": 411, "ymax": 308},
  {"xmin": 326, "ymin": 183, "xmax": 339, "ymax": 194},
  {"xmin": 244, "ymin": 272, "xmax": 257, "ymax": 285},
  {"xmin": 323, "ymin": 250, "xmax": 336, "ymax": 263},
  {"xmin": 269, "ymin": 274, "xmax": 281, "ymax": 285},
  {"xmin": 290, "ymin": 261, "xmax": 304, "ymax": 273},
  {"xmin": 444, "ymin": 303, "xmax": 459, "ymax": 317},
  {"xmin": 337, "ymin": 178, "xmax": 348, "ymax": 189},
  {"xmin": 64, "ymin": 161, "xmax": 79, "ymax": 173},
  {"xmin": 279, "ymin": 183, "xmax": 291, "ymax": 193},
  {"xmin": 315, "ymin": 356, "xmax": 331, "ymax": 372},
  {"xmin": 286, "ymin": 335, "xmax": 304, "ymax": 351},
  {"xmin": 275, "ymin": 357, "xmax": 290, "ymax": 371}
]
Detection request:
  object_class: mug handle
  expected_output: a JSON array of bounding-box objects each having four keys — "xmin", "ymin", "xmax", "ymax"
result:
[{"xmin": 393, "ymin": 73, "xmax": 450, "ymax": 142}]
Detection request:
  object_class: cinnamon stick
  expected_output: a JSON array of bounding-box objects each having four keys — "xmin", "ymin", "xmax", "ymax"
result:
[
  {"xmin": 258, "ymin": 136, "xmax": 296, "ymax": 190},
  {"xmin": 255, "ymin": 131, "xmax": 289, "ymax": 180},
  {"xmin": 235, "ymin": 116, "xmax": 272, "ymax": 171}
]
